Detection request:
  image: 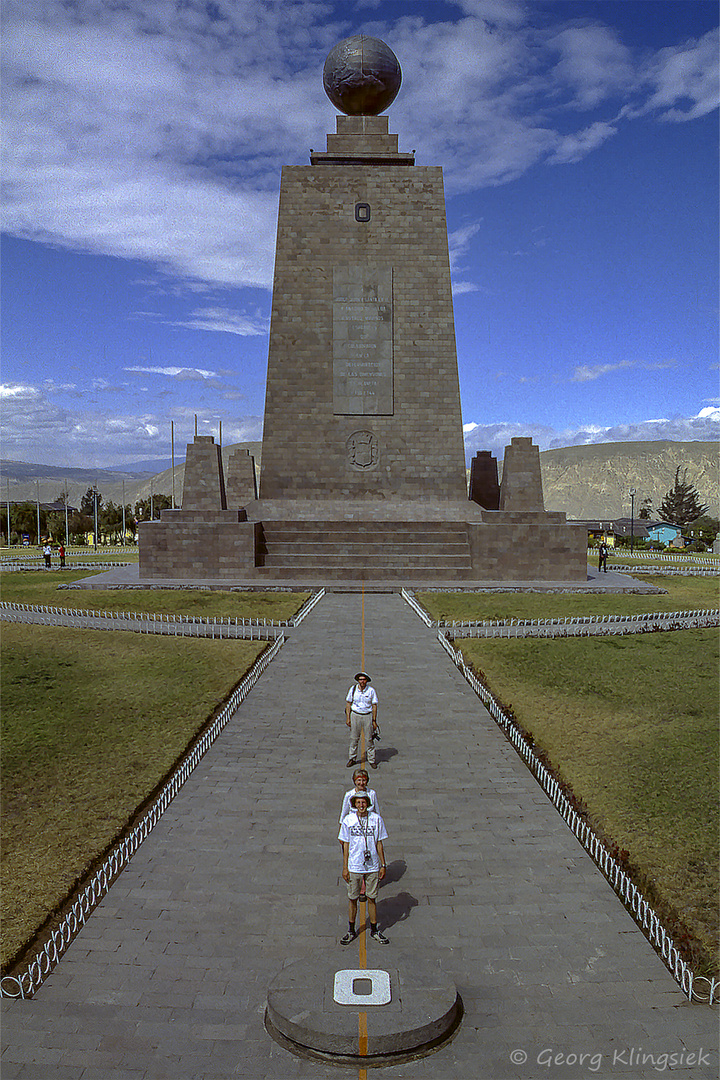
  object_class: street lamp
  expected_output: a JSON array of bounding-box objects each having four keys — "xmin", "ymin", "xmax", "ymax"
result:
[
  {"xmin": 629, "ymin": 488, "xmax": 636, "ymax": 554},
  {"xmin": 93, "ymin": 486, "xmax": 99, "ymax": 551}
]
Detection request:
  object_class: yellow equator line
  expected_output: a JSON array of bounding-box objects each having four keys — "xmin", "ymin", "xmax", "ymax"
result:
[{"xmin": 358, "ymin": 583, "xmax": 368, "ymax": 1080}]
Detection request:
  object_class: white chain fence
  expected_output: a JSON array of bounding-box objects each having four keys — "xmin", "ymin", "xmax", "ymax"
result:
[
  {"xmin": 436, "ymin": 630, "xmax": 718, "ymax": 1007},
  {"xmin": 442, "ymin": 610, "xmax": 718, "ymax": 639},
  {"xmin": 0, "ymin": 590, "xmax": 324, "ymax": 639},
  {"xmin": 0, "ymin": 632, "xmax": 285, "ymax": 1000},
  {"xmin": 606, "ymin": 566, "xmax": 719, "ymax": 576},
  {"xmin": 1, "ymin": 561, "xmax": 133, "ymax": 571},
  {"xmin": 604, "ymin": 552, "xmax": 717, "ymax": 564},
  {"xmin": 400, "ymin": 591, "xmax": 719, "ymax": 638}
]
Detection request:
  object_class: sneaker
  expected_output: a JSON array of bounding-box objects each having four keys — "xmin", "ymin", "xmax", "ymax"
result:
[
  {"xmin": 370, "ymin": 929, "xmax": 389, "ymax": 945},
  {"xmin": 346, "ymin": 759, "xmax": 357, "ymax": 768},
  {"xmin": 340, "ymin": 930, "xmax": 357, "ymax": 946}
]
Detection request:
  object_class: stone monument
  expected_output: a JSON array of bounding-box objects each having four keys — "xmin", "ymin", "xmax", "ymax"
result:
[{"xmin": 139, "ymin": 35, "xmax": 587, "ymax": 583}]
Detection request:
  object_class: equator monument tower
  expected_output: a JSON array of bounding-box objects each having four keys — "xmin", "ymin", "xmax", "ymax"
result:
[{"xmin": 140, "ymin": 35, "xmax": 586, "ymax": 583}]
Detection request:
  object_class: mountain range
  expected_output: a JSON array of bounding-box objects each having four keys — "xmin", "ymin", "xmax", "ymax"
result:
[{"xmin": 1, "ymin": 440, "xmax": 716, "ymax": 520}]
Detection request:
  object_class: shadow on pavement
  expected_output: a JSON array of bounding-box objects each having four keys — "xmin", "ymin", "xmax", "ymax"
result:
[{"xmin": 376, "ymin": 890, "xmax": 419, "ymax": 930}]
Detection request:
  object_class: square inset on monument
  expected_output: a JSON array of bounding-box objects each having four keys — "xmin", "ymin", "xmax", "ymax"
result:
[{"xmin": 333, "ymin": 968, "xmax": 392, "ymax": 1006}]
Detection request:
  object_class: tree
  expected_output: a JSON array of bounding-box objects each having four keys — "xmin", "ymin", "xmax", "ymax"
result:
[
  {"xmin": 99, "ymin": 500, "xmax": 124, "ymax": 543},
  {"xmin": 657, "ymin": 468, "xmax": 708, "ymax": 528},
  {"xmin": 638, "ymin": 497, "xmax": 653, "ymax": 520},
  {"xmin": 80, "ymin": 487, "xmax": 103, "ymax": 518},
  {"xmin": 687, "ymin": 515, "xmax": 719, "ymax": 548},
  {"xmin": 12, "ymin": 502, "xmax": 43, "ymax": 544},
  {"xmin": 46, "ymin": 512, "xmax": 67, "ymax": 542},
  {"xmin": 68, "ymin": 510, "xmax": 92, "ymax": 544},
  {"xmin": 134, "ymin": 494, "xmax": 172, "ymax": 521}
]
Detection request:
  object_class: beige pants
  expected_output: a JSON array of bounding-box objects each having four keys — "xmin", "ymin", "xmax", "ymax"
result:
[{"xmin": 348, "ymin": 710, "xmax": 375, "ymax": 764}]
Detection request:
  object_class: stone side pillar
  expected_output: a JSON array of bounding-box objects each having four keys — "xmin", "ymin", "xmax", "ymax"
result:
[
  {"xmin": 468, "ymin": 451, "xmax": 500, "ymax": 509},
  {"xmin": 181, "ymin": 436, "xmax": 226, "ymax": 510},
  {"xmin": 226, "ymin": 447, "xmax": 257, "ymax": 507},
  {"xmin": 499, "ymin": 438, "xmax": 545, "ymax": 512}
]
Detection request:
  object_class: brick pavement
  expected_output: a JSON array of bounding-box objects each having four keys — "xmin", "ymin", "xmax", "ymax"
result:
[{"xmin": 2, "ymin": 592, "xmax": 717, "ymax": 1080}]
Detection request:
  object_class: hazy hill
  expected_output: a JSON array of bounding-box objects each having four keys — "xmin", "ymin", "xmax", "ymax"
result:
[
  {"xmin": 1, "ymin": 440, "xmax": 716, "ymax": 520},
  {"xmin": 540, "ymin": 441, "xmax": 718, "ymax": 519}
]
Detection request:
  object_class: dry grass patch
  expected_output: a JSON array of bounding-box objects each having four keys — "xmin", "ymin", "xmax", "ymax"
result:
[
  {"xmin": 456, "ymin": 629, "xmax": 719, "ymax": 975},
  {"xmin": 417, "ymin": 574, "xmax": 718, "ymax": 623},
  {"xmin": 0, "ymin": 570, "xmax": 310, "ymax": 620},
  {"xmin": 1, "ymin": 622, "xmax": 267, "ymax": 968}
]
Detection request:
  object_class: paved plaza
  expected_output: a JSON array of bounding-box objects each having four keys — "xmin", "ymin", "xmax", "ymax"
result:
[{"xmin": 2, "ymin": 590, "xmax": 717, "ymax": 1079}]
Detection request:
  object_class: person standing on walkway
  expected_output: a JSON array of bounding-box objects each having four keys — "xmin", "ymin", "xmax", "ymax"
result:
[
  {"xmin": 339, "ymin": 791, "xmax": 389, "ymax": 945},
  {"xmin": 598, "ymin": 540, "xmax": 608, "ymax": 573},
  {"xmin": 43, "ymin": 542, "xmax": 52, "ymax": 568},
  {"xmin": 58, "ymin": 543, "xmax": 66, "ymax": 568},
  {"xmin": 339, "ymin": 768, "xmax": 381, "ymax": 827},
  {"xmin": 345, "ymin": 671, "xmax": 379, "ymax": 769}
]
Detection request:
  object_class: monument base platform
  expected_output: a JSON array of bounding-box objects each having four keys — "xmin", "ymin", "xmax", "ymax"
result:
[{"xmin": 138, "ymin": 500, "xmax": 588, "ymax": 583}]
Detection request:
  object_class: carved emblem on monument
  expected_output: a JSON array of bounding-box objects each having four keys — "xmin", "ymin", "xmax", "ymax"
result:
[{"xmin": 346, "ymin": 430, "xmax": 379, "ymax": 470}]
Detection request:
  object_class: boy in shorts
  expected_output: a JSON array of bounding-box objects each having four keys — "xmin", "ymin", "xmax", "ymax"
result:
[{"xmin": 338, "ymin": 792, "xmax": 389, "ymax": 945}]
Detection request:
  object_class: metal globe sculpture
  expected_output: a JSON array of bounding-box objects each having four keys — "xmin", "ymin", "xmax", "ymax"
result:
[{"xmin": 323, "ymin": 35, "xmax": 402, "ymax": 116}]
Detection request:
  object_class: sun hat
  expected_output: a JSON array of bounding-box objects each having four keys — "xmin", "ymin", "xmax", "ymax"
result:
[
  {"xmin": 349, "ymin": 791, "xmax": 373, "ymax": 809},
  {"xmin": 354, "ymin": 671, "xmax": 371, "ymax": 681}
]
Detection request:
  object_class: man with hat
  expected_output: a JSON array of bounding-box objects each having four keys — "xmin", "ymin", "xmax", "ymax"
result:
[
  {"xmin": 338, "ymin": 791, "xmax": 389, "ymax": 945},
  {"xmin": 344, "ymin": 671, "xmax": 379, "ymax": 769}
]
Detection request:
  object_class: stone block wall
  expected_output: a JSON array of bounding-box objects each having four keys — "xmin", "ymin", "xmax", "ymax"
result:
[
  {"xmin": 260, "ymin": 115, "xmax": 467, "ymax": 503},
  {"xmin": 139, "ymin": 512, "xmax": 259, "ymax": 579},
  {"xmin": 469, "ymin": 451, "xmax": 500, "ymax": 509},
  {"xmin": 226, "ymin": 447, "xmax": 257, "ymax": 506},
  {"xmin": 182, "ymin": 436, "xmax": 227, "ymax": 510},
  {"xmin": 499, "ymin": 437, "xmax": 545, "ymax": 512},
  {"xmin": 467, "ymin": 522, "xmax": 588, "ymax": 581}
]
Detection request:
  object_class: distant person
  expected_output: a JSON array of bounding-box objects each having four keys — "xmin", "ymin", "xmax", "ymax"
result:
[
  {"xmin": 345, "ymin": 671, "xmax": 379, "ymax": 769},
  {"xmin": 339, "ymin": 791, "xmax": 389, "ymax": 945},
  {"xmin": 43, "ymin": 542, "xmax": 52, "ymax": 569},
  {"xmin": 58, "ymin": 543, "xmax": 66, "ymax": 568},
  {"xmin": 598, "ymin": 541, "xmax": 608, "ymax": 573}
]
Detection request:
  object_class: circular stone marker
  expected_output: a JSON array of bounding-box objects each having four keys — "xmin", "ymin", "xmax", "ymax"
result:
[
  {"xmin": 323, "ymin": 35, "xmax": 402, "ymax": 115},
  {"xmin": 265, "ymin": 953, "xmax": 462, "ymax": 1066}
]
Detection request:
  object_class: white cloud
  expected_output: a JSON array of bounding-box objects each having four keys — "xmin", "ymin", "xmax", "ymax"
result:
[
  {"xmin": 452, "ymin": 281, "xmax": 480, "ymax": 296},
  {"xmin": 463, "ymin": 409, "xmax": 720, "ymax": 460},
  {"xmin": 125, "ymin": 366, "xmax": 218, "ymax": 379},
  {"xmin": 2, "ymin": 1, "xmax": 717, "ymax": 290},
  {"xmin": 570, "ymin": 359, "xmax": 677, "ymax": 383},
  {"xmin": 168, "ymin": 306, "xmax": 268, "ymax": 336},
  {"xmin": 0, "ymin": 377, "xmax": 264, "ymax": 467}
]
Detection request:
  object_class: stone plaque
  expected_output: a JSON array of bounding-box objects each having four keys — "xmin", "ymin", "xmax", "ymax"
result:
[{"xmin": 333, "ymin": 266, "xmax": 393, "ymax": 415}]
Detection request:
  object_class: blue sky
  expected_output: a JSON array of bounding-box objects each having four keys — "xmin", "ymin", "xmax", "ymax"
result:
[{"xmin": 2, "ymin": 0, "xmax": 718, "ymax": 469}]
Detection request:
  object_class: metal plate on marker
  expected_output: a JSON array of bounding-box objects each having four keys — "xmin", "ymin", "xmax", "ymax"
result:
[
  {"xmin": 333, "ymin": 266, "xmax": 394, "ymax": 416},
  {"xmin": 334, "ymin": 968, "xmax": 391, "ymax": 1006}
]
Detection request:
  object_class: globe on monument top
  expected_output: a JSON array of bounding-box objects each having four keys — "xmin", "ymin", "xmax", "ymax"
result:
[{"xmin": 323, "ymin": 35, "xmax": 402, "ymax": 116}]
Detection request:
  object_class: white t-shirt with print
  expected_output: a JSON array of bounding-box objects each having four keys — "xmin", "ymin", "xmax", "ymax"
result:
[{"xmin": 338, "ymin": 810, "xmax": 388, "ymax": 873}]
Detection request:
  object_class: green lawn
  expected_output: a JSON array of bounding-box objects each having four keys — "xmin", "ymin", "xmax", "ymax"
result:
[
  {"xmin": 1, "ymin": 623, "xmax": 268, "ymax": 969},
  {"xmin": 456, "ymin": 628, "xmax": 719, "ymax": 975},
  {"xmin": 0, "ymin": 570, "xmax": 310, "ymax": 620},
  {"xmin": 417, "ymin": 573, "xmax": 718, "ymax": 623}
]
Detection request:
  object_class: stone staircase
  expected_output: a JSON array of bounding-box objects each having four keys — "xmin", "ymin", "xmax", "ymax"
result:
[{"xmin": 256, "ymin": 520, "xmax": 474, "ymax": 580}]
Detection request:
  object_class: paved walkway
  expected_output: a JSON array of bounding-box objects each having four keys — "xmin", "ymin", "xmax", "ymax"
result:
[{"xmin": 2, "ymin": 593, "xmax": 717, "ymax": 1079}]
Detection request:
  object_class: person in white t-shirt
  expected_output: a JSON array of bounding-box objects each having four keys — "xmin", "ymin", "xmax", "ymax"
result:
[
  {"xmin": 338, "ymin": 791, "xmax": 389, "ymax": 945},
  {"xmin": 339, "ymin": 768, "xmax": 381, "ymax": 827},
  {"xmin": 344, "ymin": 671, "xmax": 379, "ymax": 769}
]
